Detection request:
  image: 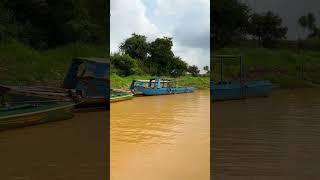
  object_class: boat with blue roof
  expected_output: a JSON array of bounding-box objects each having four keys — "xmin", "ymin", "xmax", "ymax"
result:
[{"xmin": 129, "ymin": 78, "xmax": 195, "ymax": 96}]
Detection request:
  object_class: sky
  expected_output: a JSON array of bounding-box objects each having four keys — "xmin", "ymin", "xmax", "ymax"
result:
[
  {"xmin": 110, "ymin": 0, "xmax": 210, "ymax": 73},
  {"xmin": 242, "ymin": 0, "xmax": 320, "ymax": 40}
]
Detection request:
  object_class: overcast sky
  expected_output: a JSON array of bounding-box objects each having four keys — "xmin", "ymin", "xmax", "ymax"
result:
[
  {"xmin": 242, "ymin": 0, "xmax": 320, "ymax": 40},
  {"xmin": 110, "ymin": 0, "xmax": 210, "ymax": 73}
]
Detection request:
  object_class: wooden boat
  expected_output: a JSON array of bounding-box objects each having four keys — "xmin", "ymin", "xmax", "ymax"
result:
[
  {"xmin": 211, "ymin": 55, "xmax": 272, "ymax": 101},
  {"xmin": 0, "ymin": 101, "xmax": 75, "ymax": 131},
  {"xmin": 110, "ymin": 89, "xmax": 133, "ymax": 103},
  {"xmin": 129, "ymin": 78, "xmax": 195, "ymax": 96},
  {"xmin": 63, "ymin": 57, "xmax": 109, "ymax": 109},
  {"xmin": 211, "ymin": 80, "xmax": 272, "ymax": 101}
]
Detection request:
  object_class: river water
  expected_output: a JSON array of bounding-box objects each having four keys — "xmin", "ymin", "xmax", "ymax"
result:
[
  {"xmin": 0, "ymin": 110, "xmax": 108, "ymax": 180},
  {"xmin": 110, "ymin": 90, "xmax": 210, "ymax": 180},
  {"xmin": 212, "ymin": 88, "xmax": 320, "ymax": 179}
]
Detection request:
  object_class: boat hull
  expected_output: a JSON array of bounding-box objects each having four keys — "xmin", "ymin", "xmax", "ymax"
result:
[
  {"xmin": 211, "ymin": 80, "xmax": 272, "ymax": 101},
  {"xmin": 0, "ymin": 102, "xmax": 75, "ymax": 131},
  {"xmin": 135, "ymin": 87, "xmax": 195, "ymax": 96}
]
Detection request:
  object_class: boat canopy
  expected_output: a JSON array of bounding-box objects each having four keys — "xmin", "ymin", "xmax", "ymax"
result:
[{"xmin": 63, "ymin": 57, "xmax": 109, "ymax": 89}]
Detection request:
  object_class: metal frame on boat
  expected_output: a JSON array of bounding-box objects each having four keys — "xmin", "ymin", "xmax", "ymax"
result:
[{"xmin": 211, "ymin": 55, "xmax": 272, "ymax": 101}]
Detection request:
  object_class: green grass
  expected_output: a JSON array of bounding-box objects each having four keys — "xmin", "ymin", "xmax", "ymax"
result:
[
  {"xmin": 213, "ymin": 47, "xmax": 320, "ymax": 88},
  {"xmin": 111, "ymin": 74, "xmax": 210, "ymax": 90},
  {"xmin": 0, "ymin": 41, "xmax": 107, "ymax": 86}
]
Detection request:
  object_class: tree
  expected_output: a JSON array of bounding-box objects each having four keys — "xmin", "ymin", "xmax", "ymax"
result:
[
  {"xmin": 298, "ymin": 13, "xmax": 319, "ymax": 38},
  {"xmin": 212, "ymin": 0, "xmax": 251, "ymax": 49},
  {"xmin": 148, "ymin": 37, "xmax": 175, "ymax": 76},
  {"xmin": 119, "ymin": 33, "xmax": 149, "ymax": 62},
  {"xmin": 203, "ymin": 65, "xmax": 210, "ymax": 74},
  {"xmin": 248, "ymin": 11, "xmax": 288, "ymax": 47},
  {"xmin": 111, "ymin": 53, "xmax": 142, "ymax": 76},
  {"xmin": 169, "ymin": 56, "xmax": 188, "ymax": 77},
  {"xmin": 188, "ymin": 65, "xmax": 200, "ymax": 76}
]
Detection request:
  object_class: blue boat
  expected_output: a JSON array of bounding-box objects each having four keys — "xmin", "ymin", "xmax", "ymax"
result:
[
  {"xmin": 63, "ymin": 57, "xmax": 109, "ymax": 108},
  {"xmin": 129, "ymin": 78, "xmax": 195, "ymax": 96},
  {"xmin": 211, "ymin": 80, "xmax": 272, "ymax": 101},
  {"xmin": 211, "ymin": 55, "xmax": 272, "ymax": 101}
]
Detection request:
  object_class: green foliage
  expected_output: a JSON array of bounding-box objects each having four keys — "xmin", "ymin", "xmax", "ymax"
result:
[
  {"xmin": 212, "ymin": 0, "xmax": 250, "ymax": 49},
  {"xmin": 111, "ymin": 53, "xmax": 142, "ymax": 76},
  {"xmin": 298, "ymin": 13, "xmax": 320, "ymax": 38},
  {"xmin": 248, "ymin": 11, "xmax": 288, "ymax": 48},
  {"xmin": 120, "ymin": 33, "xmax": 149, "ymax": 62},
  {"xmin": 113, "ymin": 34, "xmax": 191, "ymax": 77},
  {"xmin": 188, "ymin": 65, "xmax": 200, "ymax": 76},
  {"xmin": 1, "ymin": 0, "xmax": 106, "ymax": 49},
  {"xmin": 0, "ymin": 41, "xmax": 106, "ymax": 85}
]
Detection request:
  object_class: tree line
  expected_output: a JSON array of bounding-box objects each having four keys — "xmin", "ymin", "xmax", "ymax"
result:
[
  {"xmin": 212, "ymin": 0, "xmax": 320, "ymax": 49},
  {"xmin": 0, "ymin": 0, "xmax": 107, "ymax": 49},
  {"xmin": 111, "ymin": 34, "xmax": 210, "ymax": 77}
]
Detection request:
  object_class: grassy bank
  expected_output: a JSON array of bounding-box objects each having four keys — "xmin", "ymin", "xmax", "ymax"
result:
[
  {"xmin": 111, "ymin": 74, "xmax": 210, "ymax": 90},
  {"xmin": 214, "ymin": 48, "xmax": 320, "ymax": 88},
  {"xmin": 0, "ymin": 41, "xmax": 107, "ymax": 86}
]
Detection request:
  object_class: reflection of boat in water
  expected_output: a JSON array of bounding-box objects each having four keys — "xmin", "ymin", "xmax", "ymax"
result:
[
  {"xmin": 129, "ymin": 78, "xmax": 195, "ymax": 96},
  {"xmin": 110, "ymin": 89, "xmax": 133, "ymax": 103},
  {"xmin": 211, "ymin": 55, "xmax": 272, "ymax": 101},
  {"xmin": 0, "ymin": 101, "xmax": 74, "ymax": 131}
]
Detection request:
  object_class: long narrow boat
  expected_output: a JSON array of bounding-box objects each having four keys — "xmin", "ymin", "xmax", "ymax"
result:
[
  {"xmin": 211, "ymin": 55, "xmax": 272, "ymax": 101},
  {"xmin": 110, "ymin": 89, "xmax": 133, "ymax": 103},
  {"xmin": 211, "ymin": 80, "xmax": 272, "ymax": 101},
  {"xmin": 129, "ymin": 78, "xmax": 195, "ymax": 96},
  {"xmin": 0, "ymin": 101, "xmax": 75, "ymax": 131}
]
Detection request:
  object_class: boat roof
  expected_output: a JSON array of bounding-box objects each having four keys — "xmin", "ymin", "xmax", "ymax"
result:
[
  {"xmin": 72, "ymin": 57, "xmax": 109, "ymax": 64},
  {"xmin": 135, "ymin": 79, "xmax": 175, "ymax": 83}
]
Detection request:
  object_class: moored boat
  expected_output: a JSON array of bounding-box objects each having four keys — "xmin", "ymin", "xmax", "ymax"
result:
[
  {"xmin": 211, "ymin": 80, "xmax": 272, "ymax": 101},
  {"xmin": 63, "ymin": 57, "xmax": 109, "ymax": 109},
  {"xmin": 129, "ymin": 78, "xmax": 195, "ymax": 96},
  {"xmin": 211, "ymin": 55, "xmax": 272, "ymax": 101},
  {"xmin": 110, "ymin": 89, "xmax": 133, "ymax": 103},
  {"xmin": 0, "ymin": 101, "xmax": 75, "ymax": 131}
]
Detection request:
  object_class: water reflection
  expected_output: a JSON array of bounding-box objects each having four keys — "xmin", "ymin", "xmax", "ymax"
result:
[
  {"xmin": 212, "ymin": 88, "xmax": 320, "ymax": 179},
  {"xmin": 0, "ymin": 111, "xmax": 108, "ymax": 180}
]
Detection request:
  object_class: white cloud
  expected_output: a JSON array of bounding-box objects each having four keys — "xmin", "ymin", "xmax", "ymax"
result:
[{"xmin": 111, "ymin": 0, "xmax": 210, "ymax": 73}]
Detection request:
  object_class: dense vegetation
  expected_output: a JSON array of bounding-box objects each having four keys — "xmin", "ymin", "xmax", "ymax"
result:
[
  {"xmin": 111, "ymin": 34, "xmax": 208, "ymax": 78},
  {"xmin": 0, "ymin": 0, "xmax": 107, "ymax": 49},
  {"xmin": 110, "ymin": 34, "xmax": 210, "ymax": 89},
  {"xmin": 212, "ymin": 0, "xmax": 320, "ymax": 88},
  {"xmin": 212, "ymin": 0, "xmax": 319, "ymax": 49},
  {"xmin": 0, "ymin": 0, "xmax": 107, "ymax": 85}
]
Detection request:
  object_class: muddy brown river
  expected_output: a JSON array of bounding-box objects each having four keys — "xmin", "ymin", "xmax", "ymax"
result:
[
  {"xmin": 111, "ymin": 90, "xmax": 210, "ymax": 180},
  {"xmin": 212, "ymin": 88, "xmax": 320, "ymax": 179},
  {"xmin": 0, "ymin": 110, "xmax": 108, "ymax": 180}
]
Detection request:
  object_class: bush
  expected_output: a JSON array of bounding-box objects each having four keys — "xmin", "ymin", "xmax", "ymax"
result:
[{"xmin": 111, "ymin": 53, "xmax": 142, "ymax": 76}]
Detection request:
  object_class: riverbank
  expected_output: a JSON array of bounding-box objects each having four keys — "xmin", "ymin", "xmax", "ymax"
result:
[
  {"xmin": 0, "ymin": 41, "xmax": 107, "ymax": 86},
  {"xmin": 214, "ymin": 47, "xmax": 320, "ymax": 88},
  {"xmin": 110, "ymin": 74, "xmax": 210, "ymax": 90}
]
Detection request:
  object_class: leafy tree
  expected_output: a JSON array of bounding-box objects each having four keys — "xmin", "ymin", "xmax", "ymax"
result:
[
  {"xmin": 212, "ymin": 0, "xmax": 250, "ymax": 49},
  {"xmin": 169, "ymin": 56, "xmax": 188, "ymax": 77},
  {"xmin": 203, "ymin": 65, "xmax": 210, "ymax": 74},
  {"xmin": 298, "ymin": 13, "xmax": 319, "ymax": 38},
  {"xmin": 248, "ymin": 11, "xmax": 288, "ymax": 47},
  {"xmin": 119, "ymin": 33, "xmax": 149, "ymax": 62},
  {"xmin": 148, "ymin": 37, "xmax": 175, "ymax": 76},
  {"xmin": 111, "ymin": 53, "xmax": 142, "ymax": 76},
  {"xmin": 188, "ymin": 65, "xmax": 200, "ymax": 76},
  {"xmin": 1, "ymin": 0, "xmax": 107, "ymax": 48}
]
